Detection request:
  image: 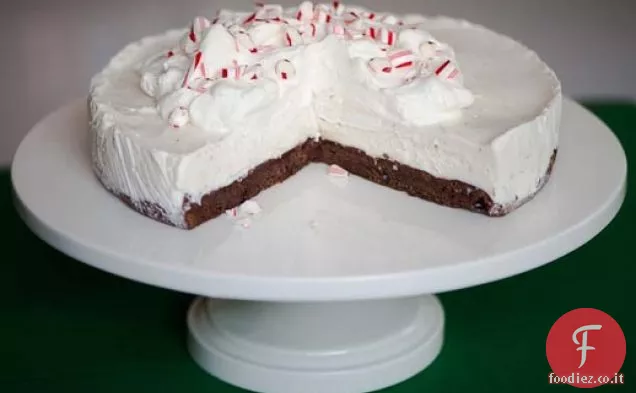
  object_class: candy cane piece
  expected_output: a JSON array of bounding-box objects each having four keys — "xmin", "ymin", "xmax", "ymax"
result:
[
  {"xmin": 368, "ymin": 57, "xmax": 393, "ymax": 74},
  {"xmin": 378, "ymin": 27, "xmax": 397, "ymax": 45},
  {"xmin": 343, "ymin": 11, "xmax": 359, "ymax": 24},
  {"xmin": 363, "ymin": 12, "xmax": 376, "ymax": 20},
  {"xmin": 182, "ymin": 51, "xmax": 206, "ymax": 87},
  {"xmin": 284, "ymin": 27, "xmax": 303, "ymax": 46},
  {"xmin": 296, "ymin": 1, "xmax": 314, "ymax": 21},
  {"xmin": 328, "ymin": 164, "xmax": 348, "ymax": 177},
  {"xmin": 367, "ymin": 26, "xmax": 378, "ymax": 39},
  {"xmin": 168, "ymin": 106, "xmax": 189, "ymax": 128},
  {"xmin": 194, "ymin": 17, "xmax": 211, "ymax": 36},
  {"xmin": 331, "ymin": 23, "xmax": 347, "ymax": 36},
  {"xmin": 186, "ymin": 16, "xmax": 211, "ymax": 45},
  {"xmin": 387, "ymin": 49, "xmax": 418, "ymax": 69},
  {"xmin": 234, "ymin": 30, "xmax": 258, "ymax": 53},
  {"xmin": 332, "ymin": 1, "xmax": 344, "ymax": 15},
  {"xmin": 242, "ymin": 63, "xmax": 263, "ymax": 81},
  {"xmin": 225, "ymin": 207, "xmax": 238, "ymax": 218},
  {"xmin": 275, "ymin": 59, "xmax": 296, "ymax": 80},
  {"xmin": 219, "ymin": 64, "xmax": 246, "ymax": 80},
  {"xmin": 243, "ymin": 12, "xmax": 257, "ymax": 24},
  {"xmin": 434, "ymin": 59, "xmax": 461, "ymax": 81},
  {"xmin": 313, "ymin": 5, "xmax": 331, "ymax": 23}
]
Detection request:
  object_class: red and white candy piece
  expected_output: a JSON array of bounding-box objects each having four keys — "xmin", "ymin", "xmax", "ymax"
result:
[
  {"xmin": 366, "ymin": 26, "xmax": 397, "ymax": 46},
  {"xmin": 182, "ymin": 51, "xmax": 206, "ymax": 87},
  {"xmin": 284, "ymin": 27, "xmax": 303, "ymax": 46},
  {"xmin": 366, "ymin": 26, "xmax": 378, "ymax": 39},
  {"xmin": 387, "ymin": 49, "xmax": 418, "ymax": 69},
  {"xmin": 181, "ymin": 17, "xmax": 211, "ymax": 53},
  {"xmin": 275, "ymin": 59, "xmax": 296, "ymax": 80},
  {"xmin": 225, "ymin": 199, "xmax": 262, "ymax": 227},
  {"xmin": 219, "ymin": 63, "xmax": 246, "ymax": 80},
  {"xmin": 243, "ymin": 11, "xmax": 258, "ymax": 25},
  {"xmin": 299, "ymin": 22, "xmax": 326, "ymax": 41},
  {"xmin": 434, "ymin": 59, "xmax": 461, "ymax": 81},
  {"xmin": 233, "ymin": 30, "xmax": 258, "ymax": 53},
  {"xmin": 296, "ymin": 1, "xmax": 314, "ymax": 21},
  {"xmin": 313, "ymin": 5, "xmax": 332, "ymax": 23},
  {"xmin": 362, "ymin": 11, "xmax": 377, "ymax": 20},
  {"xmin": 378, "ymin": 27, "xmax": 397, "ymax": 46},
  {"xmin": 242, "ymin": 63, "xmax": 263, "ymax": 81},
  {"xmin": 328, "ymin": 164, "xmax": 348, "ymax": 177},
  {"xmin": 332, "ymin": 1, "xmax": 345, "ymax": 15},
  {"xmin": 168, "ymin": 106, "xmax": 189, "ymax": 128},
  {"xmin": 342, "ymin": 11, "xmax": 359, "ymax": 24},
  {"xmin": 225, "ymin": 207, "xmax": 238, "ymax": 218},
  {"xmin": 331, "ymin": 22, "xmax": 347, "ymax": 37},
  {"xmin": 190, "ymin": 17, "xmax": 211, "ymax": 42},
  {"xmin": 368, "ymin": 57, "xmax": 393, "ymax": 74}
]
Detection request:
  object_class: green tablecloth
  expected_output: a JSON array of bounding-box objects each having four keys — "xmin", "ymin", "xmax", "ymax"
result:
[{"xmin": 2, "ymin": 102, "xmax": 634, "ymax": 392}]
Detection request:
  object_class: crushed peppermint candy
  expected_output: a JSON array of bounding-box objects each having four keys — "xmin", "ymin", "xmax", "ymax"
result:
[
  {"xmin": 142, "ymin": 1, "xmax": 469, "ymax": 131},
  {"xmin": 327, "ymin": 164, "xmax": 348, "ymax": 177},
  {"xmin": 434, "ymin": 59, "xmax": 461, "ymax": 81},
  {"xmin": 225, "ymin": 199, "xmax": 262, "ymax": 228},
  {"xmin": 284, "ymin": 27, "xmax": 303, "ymax": 46},
  {"xmin": 368, "ymin": 57, "xmax": 393, "ymax": 74},
  {"xmin": 275, "ymin": 59, "xmax": 296, "ymax": 80}
]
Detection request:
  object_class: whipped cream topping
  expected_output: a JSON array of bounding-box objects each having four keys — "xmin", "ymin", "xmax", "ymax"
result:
[{"xmin": 139, "ymin": 2, "xmax": 474, "ymax": 137}]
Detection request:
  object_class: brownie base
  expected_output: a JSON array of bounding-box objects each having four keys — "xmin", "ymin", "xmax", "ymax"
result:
[{"xmin": 108, "ymin": 139, "xmax": 557, "ymax": 229}]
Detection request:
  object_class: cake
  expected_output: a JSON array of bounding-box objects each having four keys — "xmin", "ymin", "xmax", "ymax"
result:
[{"xmin": 89, "ymin": 1, "xmax": 561, "ymax": 229}]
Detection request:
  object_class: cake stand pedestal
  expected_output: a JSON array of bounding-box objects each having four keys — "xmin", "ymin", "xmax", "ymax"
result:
[
  {"xmin": 187, "ymin": 296, "xmax": 443, "ymax": 392},
  {"xmin": 12, "ymin": 98, "xmax": 626, "ymax": 393}
]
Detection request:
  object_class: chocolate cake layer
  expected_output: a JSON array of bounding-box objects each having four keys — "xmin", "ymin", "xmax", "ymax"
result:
[
  {"xmin": 183, "ymin": 140, "xmax": 319, "ymax": 228},
  {"xmin": 107, "ymin": 139, "xmax": 557, "ymax": 229}
]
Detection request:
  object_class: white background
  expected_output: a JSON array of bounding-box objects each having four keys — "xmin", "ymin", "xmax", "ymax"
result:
[{"xmin": 2, "ymin": 0, "xmax": 634, "ymax": 165}]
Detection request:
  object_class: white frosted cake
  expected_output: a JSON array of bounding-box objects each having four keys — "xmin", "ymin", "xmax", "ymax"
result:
[{"xmin": 89, "ymin": 1, "xmax": 561, "ymax": 229}]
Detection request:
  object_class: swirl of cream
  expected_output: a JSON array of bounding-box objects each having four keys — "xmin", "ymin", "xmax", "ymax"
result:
[
  {"xmin": 188, "ymin": 79, "xmax": 280, "ymax": 138},
  {"xmin": 391, "ymin": 76, "xmax": 474, "ymax": 126}
]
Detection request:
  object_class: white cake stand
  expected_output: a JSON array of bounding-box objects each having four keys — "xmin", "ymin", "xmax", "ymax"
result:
[{"xmin": 12, "ymin": 98, "xmax": 626, "ymax": 393}]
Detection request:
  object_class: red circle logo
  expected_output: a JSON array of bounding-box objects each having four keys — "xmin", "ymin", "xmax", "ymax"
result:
[{"xmin": 546, "ymin": 308, "xmax": 626, "ymax": 388}]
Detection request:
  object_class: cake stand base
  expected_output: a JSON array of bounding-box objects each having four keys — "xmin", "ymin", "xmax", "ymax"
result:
[{"xmin": 187, "ymin": 295, "xmax": 443, "ymax": 393}]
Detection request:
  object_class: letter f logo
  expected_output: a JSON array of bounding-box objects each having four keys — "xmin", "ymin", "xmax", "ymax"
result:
[{"xmin": 573, "ymin": 324, "xmax": 602, "ymax": 368}]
